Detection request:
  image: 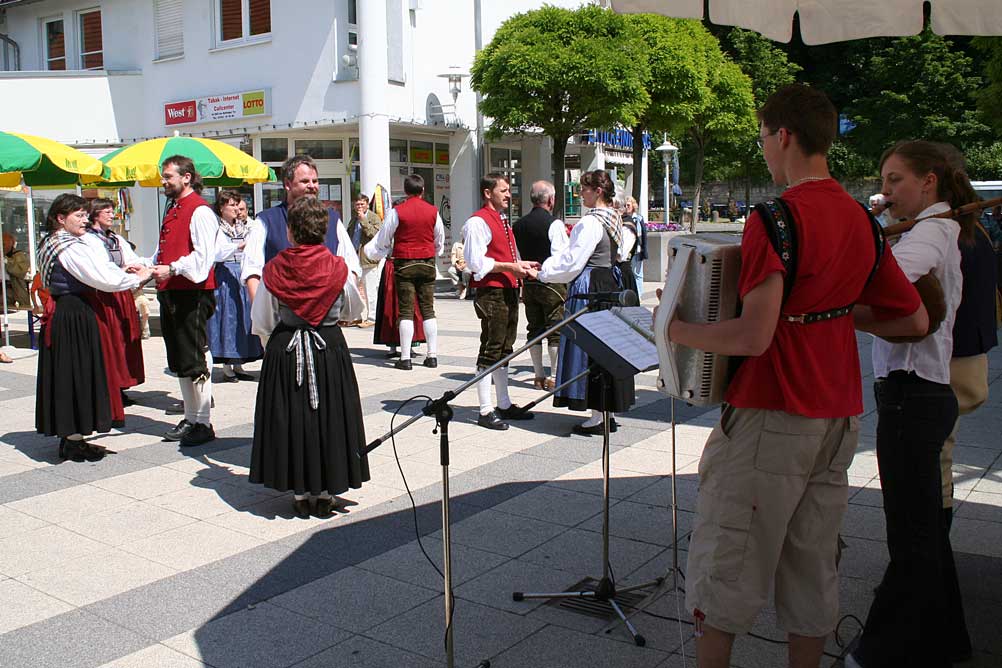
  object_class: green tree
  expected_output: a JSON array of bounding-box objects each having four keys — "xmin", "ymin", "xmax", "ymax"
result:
[
  {"xmin": 685, "ymin": 52, "xmax": 757, "ymax": 231},
  {"xmin": 714, "ymin": 28, "xmax": 801, "ymax": 212},
  {"xmin": 623, "ymin": 15, "xmax": 710, "ymax": 205},
  {"xmin": 964, "ymin": 141, "xmax": 1002, "ymax": 181},
  {"xmin": 973, "ymin": 37, "xmax": 1002, "ymax": 134},
  {"xmin": 471, "ymin": 6, "xmax": 649, "ymax": 217},
  {"xmin": 844, "ymin": 29, "xmax": 990, "ymax": 161}
]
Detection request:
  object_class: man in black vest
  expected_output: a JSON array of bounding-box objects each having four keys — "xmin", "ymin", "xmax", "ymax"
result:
[{"xmin": 513, "ymin": 180, "xmax": 568, "ymax": 390}]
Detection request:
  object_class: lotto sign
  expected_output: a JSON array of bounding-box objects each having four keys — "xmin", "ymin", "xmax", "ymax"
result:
[
  {"xmin": 242, "ymin": 91, "xmax": 266, "ymax": 115},
  {"xmin": 164, "ymin": 88, "xmax": 271, "ymax": 127}
]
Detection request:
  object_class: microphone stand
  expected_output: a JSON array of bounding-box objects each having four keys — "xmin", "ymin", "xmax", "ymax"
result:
[{"xmin": 364, "ymin": 298, "xmax": 610, "ymax": 668}]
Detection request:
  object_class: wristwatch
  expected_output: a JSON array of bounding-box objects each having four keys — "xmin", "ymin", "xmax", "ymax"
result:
[{"xmin": 168, "ymin": 264, "xmax": 177, "ymax": 277}]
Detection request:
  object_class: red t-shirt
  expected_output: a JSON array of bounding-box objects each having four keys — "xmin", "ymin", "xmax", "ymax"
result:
[{"xmin": 725, "ymin": 180, "xmax": 920, "ymax": 417}]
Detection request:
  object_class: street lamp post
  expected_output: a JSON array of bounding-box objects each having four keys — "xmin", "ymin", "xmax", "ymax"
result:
[{"xmin": 655, "ymin": 138, "xmax": 678, "ymax": 224}]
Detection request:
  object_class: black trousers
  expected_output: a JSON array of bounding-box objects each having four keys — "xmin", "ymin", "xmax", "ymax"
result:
[
  {"xmin": 857, "ymin": 371, "xmax": 958, "ymax": 667},
  {"xmin": 158, "ymin": 289, "xmax": 216, "ymax": 379}
]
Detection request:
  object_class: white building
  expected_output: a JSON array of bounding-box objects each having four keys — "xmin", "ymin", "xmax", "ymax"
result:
[{"xmin": 0, "ymin": 0, "xmax": 648, "ymax": 261}]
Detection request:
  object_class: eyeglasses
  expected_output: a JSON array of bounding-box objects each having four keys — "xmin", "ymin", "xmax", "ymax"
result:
[{"xmin": 757, "ymin": 130, "xmax": 779, "ymax": 149}]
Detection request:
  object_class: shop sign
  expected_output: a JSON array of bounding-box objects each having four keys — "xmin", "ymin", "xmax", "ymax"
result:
[
  {"xmin": 410, "ymin": 146, "xmax": 433, "ymax": 164},
  {"xmin": 164, "ymin": 88, "xmax": 272, "ymax": 127},
  {"xmin": 586, "ymin": 129, "xmax": 651, "ymax": 151},
  {"xmin": 435, "ymin": 148, "xmax": 450, "ymax": 165}
]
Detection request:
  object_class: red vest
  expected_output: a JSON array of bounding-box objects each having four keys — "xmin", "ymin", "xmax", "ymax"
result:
[
  {"xmin": 157, "ymin": 192, "xmax": 216, "ymax": 291},
  {"xmin": 469, "ymin": 206, "xmax": 519, "ymax": 289},
  {"xmin": 392, "ymin": 196, "xmax": 438, "ymax": 259}
]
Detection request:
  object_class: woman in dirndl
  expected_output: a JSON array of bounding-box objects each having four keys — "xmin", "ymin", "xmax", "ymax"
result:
[
  {"xmin": 83, "ymin": 198, "xmax": 145, "ymax": 421},
  {"xmin": 206, "ymin": 190, "xmax": 262, "ymax": 382},
  {"xmin": 530, "ymin": 170, "xmax": 636, "ymax": 435},
  {"xmin": 36, "ymin": 194, "xmax": 151, "ymax": 461},
  {"xmin": 249, "ymin": 196, "xmax": 369, "ymax": 518}
]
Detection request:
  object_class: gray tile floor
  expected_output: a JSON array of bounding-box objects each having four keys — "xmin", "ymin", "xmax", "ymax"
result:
[{"xmin": 1, "ymin": 289, "xmax": 1001, "ymax": 667}]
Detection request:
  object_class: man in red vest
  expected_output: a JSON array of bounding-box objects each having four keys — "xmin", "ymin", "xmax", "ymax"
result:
[
  {"xmin": 462, "ymin": 173, "xmax": 538, "ymax": 430},
  {"xmin": 148, "ymin": 156, "xmax": 219, "ymax": 446},
  {"xmin": 364, "ymin": 173, "xmax": 445, "ymax": 370}
]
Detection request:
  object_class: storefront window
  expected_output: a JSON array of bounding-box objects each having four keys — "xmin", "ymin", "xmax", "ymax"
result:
[
  {"xmin": 409, "ymin": 141, "xmax": 433, "ymax": 164},
  {"xmin": 389, "ymin": 139, "xmax": 408, "ymax": 164},
  {"xmin": 260, "ymin": 137, "xmax": 287, "ymax": 163},
  {"xmin": 487, "ymin": 146, "xmax": 522, "ymax": 220},
  {"xmin": 294, "ymin": 139, "xmax": 343, "ymax": 160},
  {"xmin": 435, "ymin": 143, "xmax": 449, "ymax": 166}
]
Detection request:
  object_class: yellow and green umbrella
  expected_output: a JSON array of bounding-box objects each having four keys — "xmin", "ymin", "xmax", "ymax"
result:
[
  {"xmin": 100, "ymin": 135, "xmax": 275, "ymax": 187},
  {"xmin": 0, "ymin": 131, "xmax": 109, "ymax": 187}
]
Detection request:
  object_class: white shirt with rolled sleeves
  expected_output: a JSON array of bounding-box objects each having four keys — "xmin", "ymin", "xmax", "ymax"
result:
[
  {"xmin": 240, "ymin": 215, "xmax": 360, "ymax": 284},
  {"xmin": 163, "ymin": 204, "xmax": 219, "ymax": 284},
  {"xmin": 538, "ymin": 212, "xmax": 627, "ymax": 284},
  {"xmin": 462, "ymin": 213, "xmax": 522, "ymax": 281},
  {"xmin": 871, "ymin": 201, "xmax": 963, "ymax": 384},
  {"xmin": 363, "ymin": 207, "xmax": 446, "ymax": 263}
]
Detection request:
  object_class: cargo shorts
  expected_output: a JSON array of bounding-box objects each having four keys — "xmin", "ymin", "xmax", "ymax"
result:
[{"xmin": 684, "ymin": 405, "xmax": 858, "ymax": 637}]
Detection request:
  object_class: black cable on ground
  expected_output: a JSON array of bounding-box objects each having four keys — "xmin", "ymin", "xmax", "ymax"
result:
[{"xmin": 388, "ymin": 395, "xmax": 455, "ymax": 654}]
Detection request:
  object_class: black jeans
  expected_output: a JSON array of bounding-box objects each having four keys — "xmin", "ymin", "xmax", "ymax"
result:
[{"xmin": 857, "ymin": 371, "xmax": 958, "ymax": 667}]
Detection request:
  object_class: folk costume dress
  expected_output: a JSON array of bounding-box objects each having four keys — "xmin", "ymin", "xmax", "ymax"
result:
[
  {"xmin": 372, "ymin": 259, "xmax": 426, "ymax": 347},
  {"xmin": 249, "ymin": 244, "xmax": 370, "ymax": 497},
  {"xmin": 538, "ymin": 207, "xmax": 635, "ymax": 412},
  {"xmin": 36, "ymin": 231, "xmax": 143, "ymax": 438},
  {"xmin": 82, "ymin": 227, "xmax": 146, "ymax": 423},
  {"xmin": 206, "ymin": 217, "xmax": 263, "ymax": 365}
]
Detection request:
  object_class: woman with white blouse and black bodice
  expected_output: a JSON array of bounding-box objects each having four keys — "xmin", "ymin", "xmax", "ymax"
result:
[
  {"xmin": 527, "ymin": 170, "xmax": 636, "ymax": 435},
  {"xmin": 35, "ymin": 194, "xmax": 152, "ymax": 462}
]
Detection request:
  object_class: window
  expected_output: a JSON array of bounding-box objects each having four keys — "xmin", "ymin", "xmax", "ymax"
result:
[
  {"xmin": 409, "ymin": 141, "xmax": 433, "ymax": 164},
  {"xmin": 78, "ymin": 9, "xmax": 103, "ymax": 70},
  {"xmin": 489, "ymin": 147, "xmax": 522, "ymax": 220},
  {"xmin": 44, "ymin": 18, "xmax": 66, "ymax": 71},
  {"xmin": 389, "ymin": 139, "xmax": 408, "ymax": 163},
  {"xmin": 154, "ymin": 0, "xmax": 184, "ymax": 60},
  {"xmin": 347, "ymin": 0, "xmax": 358, "ymax": 47},
  {"xmin": 294, "ymin": 139, "xmax": 343, "ymax": 160},
  {"xmin": 216, "ymin": 0, "xmax": 270, "ymax": 45},
  {"xmin": 260, "ymin": 138, "xmax": 288, "ymax": 163}
]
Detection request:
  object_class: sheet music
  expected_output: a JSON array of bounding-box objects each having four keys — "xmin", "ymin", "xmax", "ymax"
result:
[{"xmin": 576, "ymin": 307, "xmax": 659, "ymax": 373}]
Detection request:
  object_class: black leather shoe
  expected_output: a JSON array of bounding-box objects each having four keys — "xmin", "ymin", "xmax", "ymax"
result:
[
  {"xmin": 385, "ymin": 350, "xmax": 401, "ymax": 359},
  {"xmin": 111, "ymin": 419, "xmax": 126, "ymax": 429},
  {"xmin": 315, "ymin": 497, "xmax": 335, "ymax": 518},
  {"xmin": 180, "ymin": 422, "xmax": 215, "ymax": 447},
  {"xmin": 423, "ymin": 357, "xmax": 438, "ymax": 369},
  {"xmin": 220, "ymin": 374, "xmax": 238, "ymax": 383},
  {"xmin": 82, "ymin": 442, "xmax": 113, "ymax": 461},
  {"xmin": 477, "ymin": 410, "xmax": 509, "ymax": 430},
  {"xmin": 395, "ymin": 359, "xmax": 413, "ymax": 371},
  {"xmin": 233, "ymin": 371, "xmax": 255, "ymax": 381},
  {"xmin": 164, "ymin": 419, "xmax": 191, "ymax": 441},
  {"xmin": 496, "ymin": 404, "xmax": 534, "ymax": 420},
  {"xmin": 572, "ymin": 423, "xmax": 604, "ymax": 436},
  {"xmin": 59, "ymin": 438, "xmax": 87, "ymax": 462},
  {"xmin": 293, "ymin": 498, "xmax": 311, "ymax": 519}
]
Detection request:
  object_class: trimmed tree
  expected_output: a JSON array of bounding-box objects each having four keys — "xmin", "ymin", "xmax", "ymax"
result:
[
  {"xmin": 471, "ymin": 5, "xmax": 649, "ymax": 217},
  {"xmin": 623, "ymin": 15, "xmax": 709, "ymax": 207}
]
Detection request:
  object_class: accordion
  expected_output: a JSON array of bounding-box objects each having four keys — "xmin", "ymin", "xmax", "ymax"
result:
[{"xmin": 653, "ymin": 233, "xmax": 743, "ymax": 406}]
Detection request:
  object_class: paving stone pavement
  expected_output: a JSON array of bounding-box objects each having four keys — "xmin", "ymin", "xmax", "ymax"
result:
[{"xmin": 1, "ymin": 288, "xmax": 1001, "ymax": 667}]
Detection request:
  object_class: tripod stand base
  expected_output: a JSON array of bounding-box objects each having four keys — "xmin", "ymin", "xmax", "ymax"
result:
[{"xmin": 512, "ymin": 575, "xmax": 662, "ymax": 646}]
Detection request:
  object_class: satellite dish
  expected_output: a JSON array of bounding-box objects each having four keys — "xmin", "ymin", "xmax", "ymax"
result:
[{"xmin": 426, "ymin": 93, "xmax": 445, "ymax": 125}]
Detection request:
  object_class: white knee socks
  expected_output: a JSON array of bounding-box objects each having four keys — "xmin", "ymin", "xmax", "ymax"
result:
[
  {"xmin": 529, "ymin": 344, "xmax": 544, "ymax": 378},
  {"xmin": 581, "ymin": 409, "xmax": 603, "ymax": 428},
  {"xmin": 398, "ymin": 319, "xmax": 415, "ymax": 360},
  {"xmin": 423, "ymin": 318, "xmax": 438, "ymax": 358},
  {"xmin": 548, "ymin": 342, "xmax": 560, "ymax": 379},
  {"xmin": 492, "ymin": 367, "xmax": 512, "ymax": 410},
  {"xmin": 476, "ymin": 367, "xmax": 493, "ymax": 416}
]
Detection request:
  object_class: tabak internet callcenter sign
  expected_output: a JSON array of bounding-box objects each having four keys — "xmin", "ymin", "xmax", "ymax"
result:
[{"xmin": 164, "ymin": 88, "xmax": 272, "ymax": 127}]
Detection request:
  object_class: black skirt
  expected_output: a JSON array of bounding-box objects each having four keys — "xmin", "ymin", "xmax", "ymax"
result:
[
  {"xmin": 35, "ymin": 294, "xmax": 113, "ymax": 438},
  {"xmin": 250, "ymin": 323, "xmax": 370, "ymax": 496}
]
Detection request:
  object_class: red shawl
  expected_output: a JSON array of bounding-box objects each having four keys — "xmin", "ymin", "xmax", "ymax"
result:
[{"xmin": 263, "ymin": 244, "xmax": 348, "ymax": 327}]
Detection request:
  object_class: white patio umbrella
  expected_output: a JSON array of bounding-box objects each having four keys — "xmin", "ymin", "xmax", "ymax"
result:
[{"xmin": 607, "ymin": 0, "xmax": 1002, "ymax": 44}]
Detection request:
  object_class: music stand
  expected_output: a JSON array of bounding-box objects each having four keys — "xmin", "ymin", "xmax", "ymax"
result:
[{"xmin": 511, "ymin": 306, "xmax": 665, "ymax": 646}]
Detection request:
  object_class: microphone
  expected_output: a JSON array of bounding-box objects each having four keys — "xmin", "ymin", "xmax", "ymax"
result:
[{"xmin": 577, "ymin": 289, "xmax": 639, "ymax": 307}]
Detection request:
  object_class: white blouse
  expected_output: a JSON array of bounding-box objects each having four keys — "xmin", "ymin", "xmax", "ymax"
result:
[
  {"xmin": 60, "ymin": 237, "xmax": 142, "ymax": 293},
  {"xmin": 537, "ymin": 211, "xmax": 627, "ymax": 284},
  {"xmin": 871, "ymin": 201, "xmax": 963, "ymax": 384}
]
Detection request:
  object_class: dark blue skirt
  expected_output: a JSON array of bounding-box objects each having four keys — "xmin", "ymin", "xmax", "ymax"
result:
[
  {"xmin": 206, "ymin": 260, "xmax": 263, "ymax": 363},
  {"xmin": 553, "ymin": 265, "xmax": 636, "ymax": 413}
]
